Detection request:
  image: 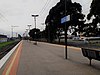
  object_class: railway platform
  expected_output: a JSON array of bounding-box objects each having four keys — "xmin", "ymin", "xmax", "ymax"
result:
[{"xmin": 0, "ymin": 40, "xmax": 100, "ymax": 75}]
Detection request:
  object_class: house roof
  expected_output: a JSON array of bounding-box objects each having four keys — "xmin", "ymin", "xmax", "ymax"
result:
[{"xmin": 0, "ymin": 34, "xmax": 7, "ymax": 38}]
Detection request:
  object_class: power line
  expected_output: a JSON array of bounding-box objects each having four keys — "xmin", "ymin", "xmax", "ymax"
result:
[
  {"xmin": 0, "ymin": 10, "xmax": 8, "ymax": 22},
  {"xmin": 37, "ymin": 0, "xmax": 60, "ymax": 29},
  {"xmin": 38, "ymin": 0, "xmax": 49, "ymax": 14},
  {"xmin": 38, "ymin": 0, "xmax": 60, "ymax": 17},
  {"xmin": 38, "ymin": 0, "xmax": 52, "ymax": 15}
]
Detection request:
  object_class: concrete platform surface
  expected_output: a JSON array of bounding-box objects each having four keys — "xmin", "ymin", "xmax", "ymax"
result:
[{"xmin": 1, "ymin": 40, "xmax": 100, "ymax": 75}]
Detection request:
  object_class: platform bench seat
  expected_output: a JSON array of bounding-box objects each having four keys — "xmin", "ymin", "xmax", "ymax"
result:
[{"xmin": 81, "ymin": 48, "xmax": 100, "ymax": 65}]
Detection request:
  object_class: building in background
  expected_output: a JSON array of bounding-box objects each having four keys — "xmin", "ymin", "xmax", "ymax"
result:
[{"xmin": 0, "ymin": 34, "xmax": 8, "ymax": 43}]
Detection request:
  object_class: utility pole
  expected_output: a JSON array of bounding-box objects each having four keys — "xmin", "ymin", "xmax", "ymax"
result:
[
  {"xmin": 11, "ymin": 26, "xmax": 13, "ymax": 38},
  {"xmin": 11, "ymin": 26, "xmax": 19, "ymax": 38},
  {"xmin": 65, "ymin": 0, "xmax": 67, "ymax": 59}
]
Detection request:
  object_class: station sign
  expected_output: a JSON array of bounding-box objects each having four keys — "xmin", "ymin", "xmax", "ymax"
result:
[{"xmin": 61, "ymin": 15, "xmax": 70, "ymax": 24}]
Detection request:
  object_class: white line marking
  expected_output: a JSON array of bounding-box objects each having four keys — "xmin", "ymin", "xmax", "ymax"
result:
[
  {"xmin": 40, "ymin": 42, "xmax": 81, "ymax": 50},
  {"xmin": 0, "ymin": 41, "xmax": 21, "ymax": 69}
]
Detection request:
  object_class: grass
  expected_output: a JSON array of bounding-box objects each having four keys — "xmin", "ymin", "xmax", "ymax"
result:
[
  {"xmin": 0, "ymin": 41, "xmax": 15, "ymax": 49},
  {"xmin": 92, "ymin": 43, "xmax": 100, "ymax": 46}
]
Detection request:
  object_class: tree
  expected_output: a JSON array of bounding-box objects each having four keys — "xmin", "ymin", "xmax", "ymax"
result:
[
  {"xmin": 45, "ymin": 0, "xmax": 85, "ymax": 41},
  {"xmin": 69, "ymin": 2, "xmax": 85, "ymax": 36},
  {"xmin": 86, "ymin": 0, "xmax": 100, "ymax": 36},
  {"xmin": 87, "ymin": 0, "xmax": 100, "ymax": 20},
  {"xmin": 18, "ymin": 34, "xmax": 22, "ymax": 40},
  {"xmin": 29, "ymin": 28, "xmax": 40, "ymax": 40}
]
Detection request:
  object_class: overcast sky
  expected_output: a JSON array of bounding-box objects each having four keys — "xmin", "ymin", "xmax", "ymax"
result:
[{"xmin": 0, "ymin": 0, "xmax": 92, "ymax": 37}]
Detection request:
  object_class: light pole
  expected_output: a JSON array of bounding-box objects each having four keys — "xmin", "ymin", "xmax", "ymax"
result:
[
  {"xmin": 27, "ymin": 25, "xmax": 31, "ymax": 37},
  {"xmin": 31, "ymin": 15, "xmax": 39, "ymax": 29},
  {"xmin": 27, "ymin": 25, "xmax": 31, "ymax": 32},
  {"xmin": 26, "ymin": 29, "xmax": 29, "ymax": 37},
  {"xmin": 31, "ymin": 14, "xmax": 39, "ymax": 45}
]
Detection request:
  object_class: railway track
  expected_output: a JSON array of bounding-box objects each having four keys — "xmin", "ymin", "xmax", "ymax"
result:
[{"xmin": 0, "ymin": 41, "xmax": 20, "ymax": 59}]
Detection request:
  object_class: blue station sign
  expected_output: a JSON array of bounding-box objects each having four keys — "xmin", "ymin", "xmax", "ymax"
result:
[{"xmin": 61, "ymin": 15, "xmax": 70, "ymax": 24}]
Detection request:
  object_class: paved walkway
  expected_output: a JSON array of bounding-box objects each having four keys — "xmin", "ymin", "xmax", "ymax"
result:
[{"xmin": 1, "ymin": 40, "xmax": 100, "ymax": 75}]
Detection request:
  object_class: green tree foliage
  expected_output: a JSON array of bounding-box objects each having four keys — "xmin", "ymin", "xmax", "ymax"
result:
[
  {"xmin": 29, "ymin": 28, "xmax": 40, "ymax": 40},
  {"xmin": 69, "ymin": 2, "xmax": 85, "ymax": 36},
  {"xmin": 86, "ymin": 0, "xmax": 100, "ymax": 36},
  {"xmin": 18, "ymin": 34, "xmax": 22, "ymax": 39},
  {"xmin": 87, "ymin": 0, "xmax": 100, "ymax": 20},
  {"xmin": 45, "ymin": 0, "xmax": 85, "ymax": 42}
]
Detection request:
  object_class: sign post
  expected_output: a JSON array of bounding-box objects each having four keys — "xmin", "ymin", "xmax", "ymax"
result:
[{"xmin": 61, "ymin": 15, "xmax": 70, "ymax": 59}]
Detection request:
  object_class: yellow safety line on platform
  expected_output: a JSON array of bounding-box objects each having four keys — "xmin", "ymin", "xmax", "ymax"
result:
[
  {"xmin": 41, "ymin": 42, "xmax": 80, "ymax": 50},
  {"xmin": 2, "ymin": 41, "xmax": 22, "ymax": 75}
]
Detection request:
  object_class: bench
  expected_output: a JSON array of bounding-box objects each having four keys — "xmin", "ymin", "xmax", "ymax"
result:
[{"xmin": 81, "ymin": 48, "xmax": 100, "ymax": 65}]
